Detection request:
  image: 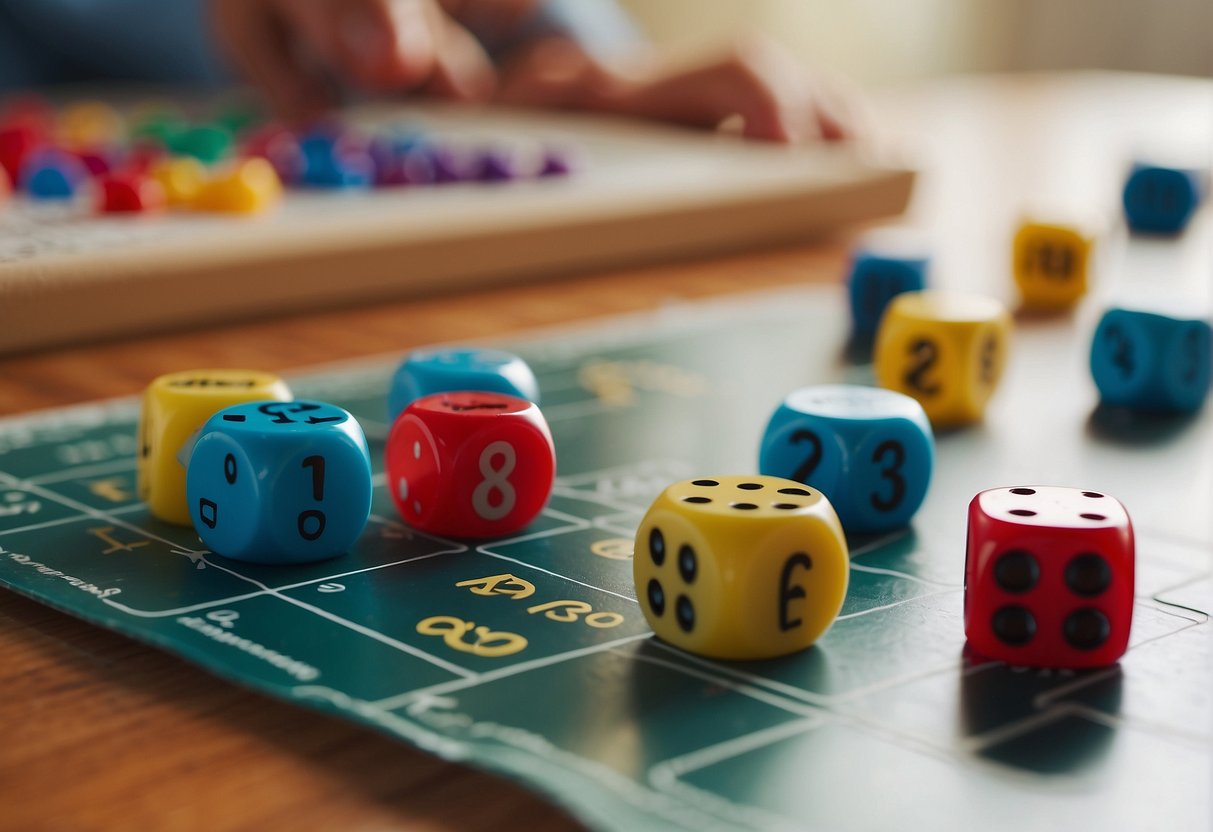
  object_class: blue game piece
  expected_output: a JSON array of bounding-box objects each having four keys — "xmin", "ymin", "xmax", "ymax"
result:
[
  {"xmin": 1090, "ymin": 308, "xmax": 1212, "ymax": 413},
  {"xmin": 186, "ymin": 400, "xmax": 373, "ymax": 564},
  {"xmin": 299, "ymin": 128, "xmax": 373, "ymax": 189},
  {"xmin": 847, "ymin": 231, "xmax": 930, "ymax": 344},
  {"xmin": 388, "ymin": 347, "xmax": 540, "ymax": 423},
  {"xmin": 759, "ymin": 384, "xmax": 934, "ymax": 533},
  {"xmin": 21, "ymin": 148, "xmax": 88, "ymax": 199},
  {"xmin": 1122, "ymin": 163, "xmax": 1204, "ymax": 235}
]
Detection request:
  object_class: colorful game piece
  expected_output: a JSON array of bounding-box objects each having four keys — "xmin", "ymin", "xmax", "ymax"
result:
[
  {"xmin": 186, "ymin": 400, "xmax": 373, "ymax": 564},
  {"xmin": 874, "ymin": 290, "xmax": 1012, "ymax": 428},
  {"xmin": 846, "ymin": 229, "xmax": 930, "ymax": 344},
  {"xmin": 634, "ymin": 475, "xmax": 848, "ymax": 660},
  {"xmin": 758, "ymin": 385, "xmax": 934, "ymax": 533},
  {"xmin": 387, "ymin": 347, "xmax": 540, "ymax": 423},
  {"xmin": 150, "ymin": 156, "xmax": 207, "ymax": 206},
  {"xmin": 243, "ymin": 125, "xmax": 305, "ymax": 185},
  {"xmin": 398, "ymin": 147, "xmax": 439, "ymax": 186},
  {"xmin": 57, "ymin": 101, "xmax": 125, "ymax": 149},
  {"xmin": 97, "ymin": 172, "xmax": 167, "ymax": 214},
  {"xmin": 1122, "ymin": 162, "xmax": 1203, "ymax": 235},
  {"xmin": 964, "ymin": 486, "xmax": 1134, "ymax": 669},
  {"xmin": 1012, "ymin": 220, "xmax": 1092, "ymax": 311},
  {"xmin": 368, "ymin": 132, "xmax": 425, "ymax": 186},
  {"xmin": 137, "ymin": 369, "xmax": 293, "ymax": 525},
  {"xmin": 0, "ymin": 123, "xmax": 42, "ymax": 182},
  {"xmin": 169, "ymin": 124, "xmax": 234, "ymax": 165},
  {"xmin": 1090, "ymin": 308, "xmax": 1212, "ymax": 413},
  {"xmin": 128, "ymin": 108, "xmax": 185, "ymax": 148},
  {"xmin": 299, "ymin": 128, "xmax": 373, "ymax": 188},
  {"xmin": 191, "ymin": 158, "xmax": 283, "ymax": 213},
  {"xmin": 75, "ymin": 148, "xmax": 116, "ymax": 177},
  {"xmin": 538, "ymin": 148, "xmax": 574, "ymax": 177},
  {"xmin": 474, "ymin": 148, "xmax": 518, "ymax": 182},
  {"xmin": 428, "ymin": 146, "xmax": 471, "ymax": 183},
  {"xmin": 385, "ymin": 391, "xmax": 555, "ymax": 538},
  {"xmin": 20, "ymin": 148, "xmax": 89, "ymax": 199}
]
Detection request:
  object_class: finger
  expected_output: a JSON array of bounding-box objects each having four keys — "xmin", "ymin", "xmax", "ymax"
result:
[{"xmin": 423, "ymin": 13, "xmax": 497, "ymax": 101}]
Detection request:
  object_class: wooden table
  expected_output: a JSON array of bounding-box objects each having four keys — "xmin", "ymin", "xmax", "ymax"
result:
[{"xmin": 1, "ymin": 72, "xmax": 1208, "ymax": 830}]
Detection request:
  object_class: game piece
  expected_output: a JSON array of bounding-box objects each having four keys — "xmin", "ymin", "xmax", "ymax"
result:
[
  {"xmin": 75, "ymin": 149, "xmax": 116, "ymax": 177},
  {"xmin": 97, "ymin": 172, "xmax": 167, "ymax": 214},
  {"xmin": 964, "ymin": 486, "xmax": 1134, "ymax": 669},
  {"xmin": 20, "ymin": 148, "xmax": 89, "ymax": 199},
  {"xmin": 1122, "ymin": 162, "xmax": 1204, "ymax": 235},
  {"xmin": 0, "ymin": 123, "xmax": 42, "ymax": 182},
  {"xmin": 186, "ymin": 400, "xmax": 373, "ymax": 564},
  {"xmin": 128, "ymin": 109, "xmax": 185, "ymax": 149},
  {"xmin": 398, "ymin": 147, "xmax": 439, "ymax": 185},
  {"xmin": 428, "ymin": 146, "xmax": 471, "ymax": 183},
  {"xmin": 169, "ymin": 124, "xmax": 234, "ymax": 165},
  {"xmin": 846, "ymin": 229, "xmax": 930, "ymax": 344},
  {"xmin": 299, "ymin": 127, "xmax": 374, "ymax": 188},
  {"xmin": 137, "ymin": 369, "xmax": 293, "ymax": 525},
  {"xmin": 385, "ymin": 391, "xmax": 555, "ymax": 538},
  {"xmin": 474, "ymin": 148, "xmax": 518, "ymax": 182},
  {"xmin": 57, "ymin": 101, "xmax": 125, "ymax": 149},
  {"xmin": 387, "ymin": 347, "xmax": 540, "ymax": 423},
  {"xmin": 634, "ymin": 475, "xmax": 848, "ymax": 660},
  {"xmin": 874, "ymin": 290, "xmax": 1012, "ymax": 428},
  {"xmin": 538, "ymin": 148, "xmax": 574, "ymax": 177},
  {"xmin": 1011, "ymin": 220, "xmax": 1092, "ymax": 311},
  {"xmin": 1090, "ymin": 307, "xmax": 1212, "ymax": 413},
  {"xmin": 191, "ymin": 158, "xmax": 284, "ymax": 213},
  {"xmin": 758, "ymin": 385, "xmax": 933, "ymax": 533},
  {"xmin": 368, "ymin": 132, "xmax": 426, "ymax": 186},
  {"xmin": 241, "ymin": 124, "xmax": 305, "ymax": 185},
  {"xmin": 150, "ymin": 156, "xmax": 207, "ymax": 206}
]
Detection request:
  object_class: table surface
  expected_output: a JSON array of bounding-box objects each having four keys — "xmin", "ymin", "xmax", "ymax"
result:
[{"xmin": 1, "ymin": 71, "xmax": 1209, "ymax": 831}]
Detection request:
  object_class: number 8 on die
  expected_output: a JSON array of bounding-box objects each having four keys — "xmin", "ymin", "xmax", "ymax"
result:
[{"xmin": 386, "ymin": 392, "xmax": 556, "ymax": 538}]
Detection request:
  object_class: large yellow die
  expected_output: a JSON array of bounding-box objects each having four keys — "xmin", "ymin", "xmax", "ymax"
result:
[
  {"xmin": 137, "ymin": 370, "xmax": 292, "ymax": 525},
  {"xmin": 634, "ymin": 476, "xmax": 849, "ymax": 660},
  {"xmin": 1012, "ymin": 220, "xmax": 1092, "ymax": 310},
  {"xmin": 874, "ymin": 291, "xmax": 1012, "ymax": 428}
]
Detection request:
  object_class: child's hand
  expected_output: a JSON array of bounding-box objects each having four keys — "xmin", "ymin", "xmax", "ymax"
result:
[{"xmin": 213, "ymin": 0, "xmax": 498, "ymax": 118}]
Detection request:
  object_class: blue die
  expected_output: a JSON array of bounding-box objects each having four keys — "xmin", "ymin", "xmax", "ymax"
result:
[
  {"xmin": 186, "ymin": 400, "xmax": 372, "ymax": 564},
  {"xmin": 387, "ymin": 347, "xmax": 540, "ymax": 423},
  {"xmin": 759, "ymin": 384, "xmax": 934, "ymax": 533},
  {"xmin": 847, "ymin": 233, "xmax": 930, "ymax": 343},
  {"xmin": 1090, "ymin": 308, "xmax": 1212, "ymax": 413},
  {"xmin": 1122, "ymin": 163, "xmax": 1203, "ymax": 235}
]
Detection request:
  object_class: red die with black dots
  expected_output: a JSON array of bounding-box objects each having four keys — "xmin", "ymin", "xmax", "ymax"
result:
[
  {"xmin": 385, "ymin": 391, "xmax": 555, "ymax": 539},
  {"xmin": 964, "ymin": 486, "xmax": 1134, "ymax": 669}
]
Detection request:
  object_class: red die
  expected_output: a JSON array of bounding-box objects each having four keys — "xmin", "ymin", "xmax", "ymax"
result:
[
  {"xmin": 386, "ymin": 391, "xmax": 556, "ymax": 538},
  {"xmin": 964, "ymin": 486, "xmax": 1134, "ymax": 669}
]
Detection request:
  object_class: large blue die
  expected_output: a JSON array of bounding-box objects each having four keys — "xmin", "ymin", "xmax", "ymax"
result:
[
  {"xmin": 759, "ymin": 385, "xmax": 934, "ymax": 534},
  {"xmin": 847, "ymin": 234, "xmax": 930, "ymax": 342},
  {"xmin": 1122, "ymin": 163, "xmax": 1203, "ymax": 235},
  {"xmin": 186, "ymin": 400, "xmax": 373, "ymax": 564},
  {"xmin": 1090, "ymin": 308, "xmax": 1212, "ymax": 413},
  {"xmin": 387, "ymin": 347, "xmax": 540, "ymax": 423}
]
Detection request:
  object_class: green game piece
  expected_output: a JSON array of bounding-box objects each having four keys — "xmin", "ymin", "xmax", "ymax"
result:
[
  {"xmin": 212, "ymin": 101, "xmax": 265, "ymax": 137},
  {"xmin": 129, "ymin": 111, "xmax": 185, "ymax": 149},
  {"xmin": 169, "ymin": 124, "xmax": 234, "ymax": 165}
]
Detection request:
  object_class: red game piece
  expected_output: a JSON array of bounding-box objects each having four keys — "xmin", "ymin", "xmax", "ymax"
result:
[
  {"xmin": 964, "ymin": 486, "xmax": 1134, "ymax": 669},
  {"xmin": 0, "ymin": 124, "xmax": 43, "ymax": 183},
  {"xmin": 385, "ymin": 391, "xmax": 556, "ymax": 538},
  {"xmin": 76, "ymin": 148, "xmax": 116, "ymax": 177},
  {"xmin": 97, "ymin": 173, "xmax": 167, "ymax": 214}
]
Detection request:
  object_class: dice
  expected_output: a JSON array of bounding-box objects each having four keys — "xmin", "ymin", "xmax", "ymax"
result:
[
  {"xmin": 187, "ymin": 400, "xmax": 372, "ymax": 564},
  {"xmin": 634, "ymin": 476, "xmax": 849, "ymax": 660},
  {"xmin": 964, "ymin": 486, "xmax": 1134, "ymax": 669},
  {"xmin": 1011, "ymin": 220, "xmax": 1092, "ymax": 311},
  {"xmin": 387, "ymin": 347, "xmax": 539, "ymax": 423},
  {"xmin": 386, "ymin": 391, "xmax": 555, "ymax": 538},
  {"xmin": 1122, "ymin": 162, "xmax": 1203, "ymax": 235},
  {"xmin": 758, "ymin": 385, "xmax": 934, "ymax": 534},
  {"xmin": 874, "ymin": 290, "xmax": 1012, "ymax": 428},
  {"xmin": 846, "ymin": 229, "xmax": 930, "ymax": 345},
  {"xmin": 1090, "ymin": 308, "xmax": 1212, "ymax": 413},
  {"xmin": 137, "ymin": 370, "xmax": 293, "ymax": 525}
]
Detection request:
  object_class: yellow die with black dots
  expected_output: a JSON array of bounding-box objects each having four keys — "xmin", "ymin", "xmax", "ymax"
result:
[
  {"xmin": 874, "ymin": 290, "xmax": 1012, "ymax": 429},
  {"xmin": 137, "ymin": 369, "xmax": 292, "ymax": 525},
  {"xmin": 633, "ymin": 476, "xmax": 849, "ymax": 660},
  {"xmin": 1012, "ymin": 220, "xmax": 1093, "ymax": 310}
]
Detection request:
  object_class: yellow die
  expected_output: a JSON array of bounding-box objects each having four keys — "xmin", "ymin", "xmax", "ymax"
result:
[
  {"xmin": 874, "ymin": 291, "xmax": 1012, "ymax": 428},
  {"xmin": 151, "ymin": 157, "xmax": 207, "ymax": 207},
  {"xmin": 634, "ymin": 476, "xmax": 849, "ymax": 660},
  {"xmin": 137, "ymin": 370, "xmax": 292, "ymax": 525},
  {"xmin": 58, "ymin": 101, "xmax": 125, "ymax": 149},
  {"xmin": 191, "ymin": 158, "xmax": 283, "ymax": 214},
  {"xmin": 1012, "ymin": 220, "xmax": 1092, "ymax": 310}
]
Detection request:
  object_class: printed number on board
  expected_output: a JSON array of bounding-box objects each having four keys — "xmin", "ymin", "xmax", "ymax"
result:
[
  {"xmin": 527, "ymin": 600, "xmax": 624, "ymax": 629},
  {"xmin": 455, "ymin": 573, "xmax": 536, "ymax": 600},
  {"xmin": 416, "ymin": 615, "xmax": 527, "ymax": 658}
]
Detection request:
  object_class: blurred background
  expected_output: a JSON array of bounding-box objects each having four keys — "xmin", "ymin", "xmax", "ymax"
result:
[{"xmin": 620, "ymin": 0, "xmax": 1213, "ymax": 83}]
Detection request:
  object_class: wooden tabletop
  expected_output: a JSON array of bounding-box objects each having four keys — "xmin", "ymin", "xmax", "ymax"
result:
[{"xmin": 1, "ymin": 72, "xmax": 1209, "ymax": 830}]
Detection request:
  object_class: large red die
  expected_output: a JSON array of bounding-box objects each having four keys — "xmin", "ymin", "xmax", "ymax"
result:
[
  {"xmin": 964, "ymin": 486, "xmax": 1134, "ymax": 669},
  {"xmin": 386, "ymin": 391, "xmax": 555, "ymax": 538}
]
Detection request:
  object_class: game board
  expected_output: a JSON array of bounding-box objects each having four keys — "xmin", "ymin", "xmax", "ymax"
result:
[
  {"xmin": 0, "ymin": 103, "xmax": 914, "ymax": 354},
  {"xmin": 0, "ymin": 283, "xmax": 1209, "ymax": 831}
]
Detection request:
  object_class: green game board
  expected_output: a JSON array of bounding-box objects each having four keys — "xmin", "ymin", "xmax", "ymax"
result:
[{"xmin": 1, "ymin": 287, "xmax": 1209, "ymax": 831}]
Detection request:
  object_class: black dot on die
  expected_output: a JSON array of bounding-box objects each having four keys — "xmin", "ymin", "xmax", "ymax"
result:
[
  {"xmin": 678, "ymin": 545, "xmax": 697, "ymax": 583},
  {"xmin": 737, "ymin": 482, "xmax": 764, "ymax": 491},
  {"xmin": 994, "ymin": 550, "xmax": 1039, "ymax": 593},
  {"xmin": 1064, "ymin": 608, "xmax": 1110, "ymax": 650},
  {"xmin": 1010, "ymin": 488, "xmax": 1036, "ymax": 495},
  {"xmin": 992, "ymin": 605, "xmax": 1036, "ymax": 646},
  {"xmin": 676, "ymin": 595, "xmax": 695, "ymax": 632},
  {"xmin": 773, "ymin": 503, "xmax": 800, "ymax": 510},
  {"xmin": 778, "ymin": 487, "xmax": 812, "ymax": 496},
  {"xmin": 683, "ymin": 496, "xmax": 712, "ymax": 504},
  {"xmin": 692, "ymin": 479, "xmax": 719, "ymax": 487},
  {"xmin": 647, "ymin": 579, "xmax": 665, "ymax": 616},
  {"xmin": 649, "ymin": 527, "xmax": 666, "ymax": 565},
  {"xmin": 1065, "ymin": 553, "xmax": 1111, "ymax": 597},
  {"xmin": 1082, "ymin": 492, "xmax": 1105, "ymax": 499},
  {"xmin": 731, "ymin": 503, "xmax": 758, "ymax": 510},
  {"xmin": 1009, "ymin": 509, "xmax": 1037, "ymax": 517},
  {"xmin": 1080, "ymin": 513, "xmax": 1106, "ymax": 521}
]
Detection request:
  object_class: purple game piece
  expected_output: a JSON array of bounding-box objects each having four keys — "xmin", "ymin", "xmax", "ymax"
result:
[
  {"xmin": 428, "ymin": 146, "xmax": 471, "ymax": 184},
  {"xmin": 538, "ymin": 148, "xmax": 575, "ymax": 178},
  {"xmin": 474, "ymin": 148, "xmax": 518, "ymax": 183},
  {"xmin": 399, "ymin": 148, "xmax": 438, "ymax": 186}
]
